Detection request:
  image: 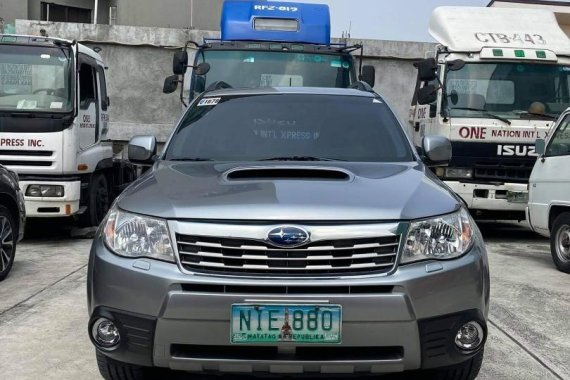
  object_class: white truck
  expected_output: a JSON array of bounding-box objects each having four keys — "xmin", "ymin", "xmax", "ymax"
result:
[
  {"xmin": 0, "ymin": 34, "xmax": 133, "ymax": 226},
  {"xmin": 410, "ymin": 7, "xmax": 570, "ymax": 220}
]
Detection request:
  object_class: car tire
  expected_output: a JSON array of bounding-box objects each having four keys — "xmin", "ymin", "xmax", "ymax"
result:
[
  {"xmin": 80, "ymin": 173, "xmax": 110, "ymax": 227},
  {"xmin": 0, "ymin": 205, "xmax": 17, "ymax": 282},
  {"xmin": 96, "ymin": 351, "xmax": 150, "ymax": 380},
  {"xmin": 414, "ymin": 350, "xmax": 484, "ymax": 380},
  {"xmin": 550, "ymin": 212, "xmax": 570, "ymax": 273}
]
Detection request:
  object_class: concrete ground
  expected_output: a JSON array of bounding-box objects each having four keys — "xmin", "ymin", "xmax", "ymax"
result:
[{"xmin": 0, "ymin": 221, "xmax": 568, "ymax": 380}]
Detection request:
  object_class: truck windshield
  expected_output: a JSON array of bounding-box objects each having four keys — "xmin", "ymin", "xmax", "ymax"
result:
[
  {"xmin": 165, "ymin": 94, "xmax": 413, "ymax": 162},
  {"xmin": 198, "ymin": 50, "xmax": 353, "ymax": 90},
  {"xmin": 446, "ymin": 63, "xmax": 570, "ymax": 120},
  {"xmin": 0, "ymin": 45, "xmax": 72, "ymax": 113}
]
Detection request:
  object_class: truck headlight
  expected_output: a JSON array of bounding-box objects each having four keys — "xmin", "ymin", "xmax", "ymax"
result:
[
  {"xmin": 401, "ymin": 208, "xmax": 474, "ymax": 264},
  {"xmin": 103, "ymin": 207, "xmax": 175, "ymax": 263},
  {"xmin": 445, "ymin": 168, "xmax": 473, "ymax": 179},
  {"xmin": 26, "ymin": 184, "xmax": 64, "ymax": 197}
]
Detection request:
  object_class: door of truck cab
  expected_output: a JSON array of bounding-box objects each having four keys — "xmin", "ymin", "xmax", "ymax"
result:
[{"xmin": 77, "ymin": 55, "xmax": 107, "ymax": 150}]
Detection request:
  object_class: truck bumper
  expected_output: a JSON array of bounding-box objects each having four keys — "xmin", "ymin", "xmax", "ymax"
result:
[
  {"xmin": 88, "ymin": 236, "xmax": 490, "ymax": 375},
  {"xmin": 446, "ymin": 181, "xmax": 527, "ymax": 214},
  {"xmin": 20, "ymin": 180, "xmax": 81, "ymax": 218}
]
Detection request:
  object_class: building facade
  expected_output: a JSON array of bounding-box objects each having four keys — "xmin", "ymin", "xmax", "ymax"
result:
[{"xmin": 0, "ymin": 0, "xmax": 223, "ymax": 32}]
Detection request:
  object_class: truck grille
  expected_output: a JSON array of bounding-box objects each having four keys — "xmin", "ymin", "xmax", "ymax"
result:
[
  {"xmin": 176, "ymin": 234, "xmax": 400, "ymax": 276},
  {"xmin": 473, "ymin": 160, "xmax": 534, "ymax": 183},
  {"xmin": 0, "ymin": 150, "xmax": 55, "ymax": 167}
]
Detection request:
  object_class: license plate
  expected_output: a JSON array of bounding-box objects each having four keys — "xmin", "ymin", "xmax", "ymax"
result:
[
  {"xmin": 231, "ymin": 304, "xmax": 342, "ymax": 344},
  {"xmin": 507, "ymin": 191, "xmax": 529, "ymax": 203}
]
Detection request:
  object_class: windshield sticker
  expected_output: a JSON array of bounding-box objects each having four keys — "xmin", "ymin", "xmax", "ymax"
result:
[
  {"xmin": 50, "ymin": 102, "xmax": 63, "ymax": 109},
  {"xmin": 16, "ymin": 99, "xmax": 37, "ymax": 110},
  {"xmin": 40, "ymin": 54, "xmax": 51, "ymax": 59},
  {"xmin": 198, "ymin": 97, "xmax": 221, "ymax": 107},
  {"xmin": 253, "ymin": 129, "xmax": 320, "ymax": 141}
]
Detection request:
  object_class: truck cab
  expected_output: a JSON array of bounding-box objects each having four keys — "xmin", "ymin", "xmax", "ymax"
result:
[
  {"xmin": 164, "ymin": 0, "xmax": 375, "ymax": 102},
  {"xmin": 410, "ymin": 7, "xmax": 570, "ymax": 220},
  {"xmin": 0, "ymin": 34, "xmax": 132, "ymax": 226}
]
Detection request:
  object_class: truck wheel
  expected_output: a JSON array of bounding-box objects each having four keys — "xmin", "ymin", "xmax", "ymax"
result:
[
  {"xmin": 415, "ymin": 350, "xmax": 484, "ymax": 380},
  {"xmin": 551, "ymin": 212, "xmax": 570, "ymax": 273},
  {"xmin": 0, "ymin": 205, "xmax": 16, "ymax": 282},
  {"xmin": 96, "ymin": 351, "xmax": 150, "ymax": 380},
  {"xmin": 81, "ymin": 173, "xmax": 110, "ymax": 227}
]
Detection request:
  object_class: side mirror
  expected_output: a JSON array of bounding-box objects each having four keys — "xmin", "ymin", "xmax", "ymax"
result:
[
  {"xmin": 128, "ymin": 135, "xmax": 157, "ymax": 165},
  {"xmin": 422, "ymin": 135, "xmax": 452, "ymax": 166},
  {"xmin": 163, "ymin": 75, "xmax": 180, "ymax": 94},
  {"xmin": 415, "ymin": 58, "xmax": 438, "ymax": 82},
  {"xmin": 447, "ymin": 59, "xmax": 466, "ymax": 72},
  {"xmin": 194, "ymin": 62, "xmax": 211, "ymax": 76},
  {"xmin": 361, "ymin": 65, "xmax": 376, "ymax": 88},
  {"xmin": 417, "ymin": 84, "xmax": 438, "ymax": 105},
  {"xmin": 535, "ymin": 138, "xmax": 546, "ymax": 155},
  {"xmin": 173, "ymin": 51, "xmax": 189, "ymax": 75}
]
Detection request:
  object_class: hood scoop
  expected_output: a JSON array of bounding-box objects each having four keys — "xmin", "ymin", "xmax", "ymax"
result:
[{"xmin": 225, "ymin": 166, "xmax": 352, "ymax": 181}]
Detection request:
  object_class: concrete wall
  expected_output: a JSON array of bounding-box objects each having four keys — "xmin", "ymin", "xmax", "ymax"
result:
[
  {"xmin": 15, "ymin": 20, "xmax": 435, "ymax": 142},
  {"xmin": 113, "ymin": 0, "xmax": 223, "ymax": 30}
]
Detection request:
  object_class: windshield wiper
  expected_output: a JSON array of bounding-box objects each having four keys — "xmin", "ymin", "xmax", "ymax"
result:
[
  {"xmin": 259, "ymin": 156, "xmax": 345, "ymax": 162},
  {"xmin": 169, "ymin": 158, "xmax": 215, "ymax": 162},
  {"xmin": 452, "ymin": 107, "xmax": 512, "ymax": 125},
  {"xmin": 518, "ymin": 111, "xmax": 558, "ymax": 121}
]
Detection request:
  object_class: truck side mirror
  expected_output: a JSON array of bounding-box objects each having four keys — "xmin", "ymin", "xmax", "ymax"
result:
[
  {"xmin": 194, "ymin": 62, "xmax": 211, "ymax": 76},
  {"xmin": 361, "ymin": 65, "xmax": 376, "ymax": 88},
  {"xmin": 417, "ymin": 84, "xmax": 438, "ymax": 105},
  {"xmin": 163, "ymin": 75, "xmax": 180, "ymax": 94},
  {"xmin": 422, "ymin": 135, "xmax": 452, "ymax": 167},
  {"xmin": 173, "ymin": 51, "xmax": 189, "ymax": 75},
  {"xmin": 447, "ymin": 59, "xmax": 466, "ymax": 72},
  {"xmin": 535, "ymin": 138, "xmax": 546, "ymax": 155},
  {"xmin": 128, "ymin": 135, "xmax": 157, "ymax": 165},
  {"xmin": 415, "ymin": 58, "xmax": 438, "ymax": 82}
]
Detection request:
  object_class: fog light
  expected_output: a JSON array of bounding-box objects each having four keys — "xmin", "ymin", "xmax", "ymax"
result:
[
  {"xmin": 455, "ymin": 321, "xmax": 484, "ymax": 351},
  {"xmin": 26, "ymin": 185, "xmax": 64, "ymax": 197},
  {"xmin": 92, "ymin": 318, "xmax": 120, "ymax": 350}
]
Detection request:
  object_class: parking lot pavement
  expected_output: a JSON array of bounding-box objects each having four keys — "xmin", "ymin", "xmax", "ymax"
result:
[{"xmin": 0, "ymin": 221, "xmax": 568, "ymax": 380}]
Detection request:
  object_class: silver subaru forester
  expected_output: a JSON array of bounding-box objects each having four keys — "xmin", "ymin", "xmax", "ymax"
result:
[{"xmin": 88, "ymin": 87, "xmax": 490, "ymax": 380}]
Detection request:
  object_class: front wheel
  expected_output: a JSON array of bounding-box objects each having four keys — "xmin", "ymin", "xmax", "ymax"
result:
[
  {"xmin": 0, "ymin": 205, "xmax": 16, "ymax": 281},
  {"xmin": 551, "ymin": 212, "xmax": 570, "ymax": 273},
  {"xmin": 80, "ymin": 173, "xmax": 110, "ymax": 227}
]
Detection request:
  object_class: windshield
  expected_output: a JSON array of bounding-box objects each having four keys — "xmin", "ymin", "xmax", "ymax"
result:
[
  {"xmin": 445, "ymin": 63, "xmax": 570, "ymax": 119},
  {"xmin": 0, "ymin": 45, "xmax": 72, "ymax": 112},
  {"xmin": 165, "ymin": 94, "xmax": 413, "ymax": 162},
  {"xmin": 197, "ymin": 50, "xmax": 353, "ymax": 91}
]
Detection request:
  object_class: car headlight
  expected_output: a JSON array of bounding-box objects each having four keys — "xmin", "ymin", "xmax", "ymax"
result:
[
  {"xmin": 401, "ymin": 208, "xmax": 474, "ymax": 264},
  {"xmin": 103, "ymin": 207, "xmax": 175, "ymax": 262}
]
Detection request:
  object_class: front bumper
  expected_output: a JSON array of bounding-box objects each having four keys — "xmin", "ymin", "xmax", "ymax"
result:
[
  {"xmin": 446, "ymin": 181, "xmax": 528, "ymax": 212},
  {"xmin": 88, "ymin": 237, "xmax": 490, "ymax": 375},
  {"xmin": 20, "ymin": 180, "xmax": 80, "ymax": 217}
]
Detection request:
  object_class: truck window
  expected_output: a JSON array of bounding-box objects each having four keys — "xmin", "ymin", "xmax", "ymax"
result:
[
  {"xmin": 97, "ymin": 66, "xmax": 108, "ymax": 111},
  {"xmin": 445, "ymin": 63, "xmax": 570, "ymax": 119},
  {"xmin": 546, "ymin": 116, "xmax": 570, "ymax": 157},
  {"xmin": 0, "ymin": 45, "xmax": 72, "ymax": 112},
  {"xmin": 197, "ymin": 50, "xmax": 353, "ymax": 91},
  {"xmin": 79, "ymin": 62, "xmax": 97, "ymax": 109}
]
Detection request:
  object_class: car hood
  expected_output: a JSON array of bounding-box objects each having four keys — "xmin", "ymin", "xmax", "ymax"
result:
[{"xmin": 117, "ymin": 162, "xmax": 460, "ymax": 221}]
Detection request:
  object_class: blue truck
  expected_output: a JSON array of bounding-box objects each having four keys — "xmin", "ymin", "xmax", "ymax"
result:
[{"xmin": 163, "ymin": 0, "xmax": 375, "ymax": 103}]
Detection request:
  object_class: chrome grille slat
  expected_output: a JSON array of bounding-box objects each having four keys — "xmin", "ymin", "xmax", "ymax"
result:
[
  {"xmin": 178, "ymin": 250, "xmax": 396, "ymax": 261},
  {"xmin": 176, "ymin": 232, "xmax": 400, "ymax": 276},
  {"xmin": 180, "ymin": 260, "xmax": 394, "ymax": 271}
]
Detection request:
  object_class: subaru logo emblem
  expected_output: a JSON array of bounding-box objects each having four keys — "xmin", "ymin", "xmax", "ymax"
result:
[{"xmin": 267, "ymin": 226, "xmax": 310, "ymax": 248}]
